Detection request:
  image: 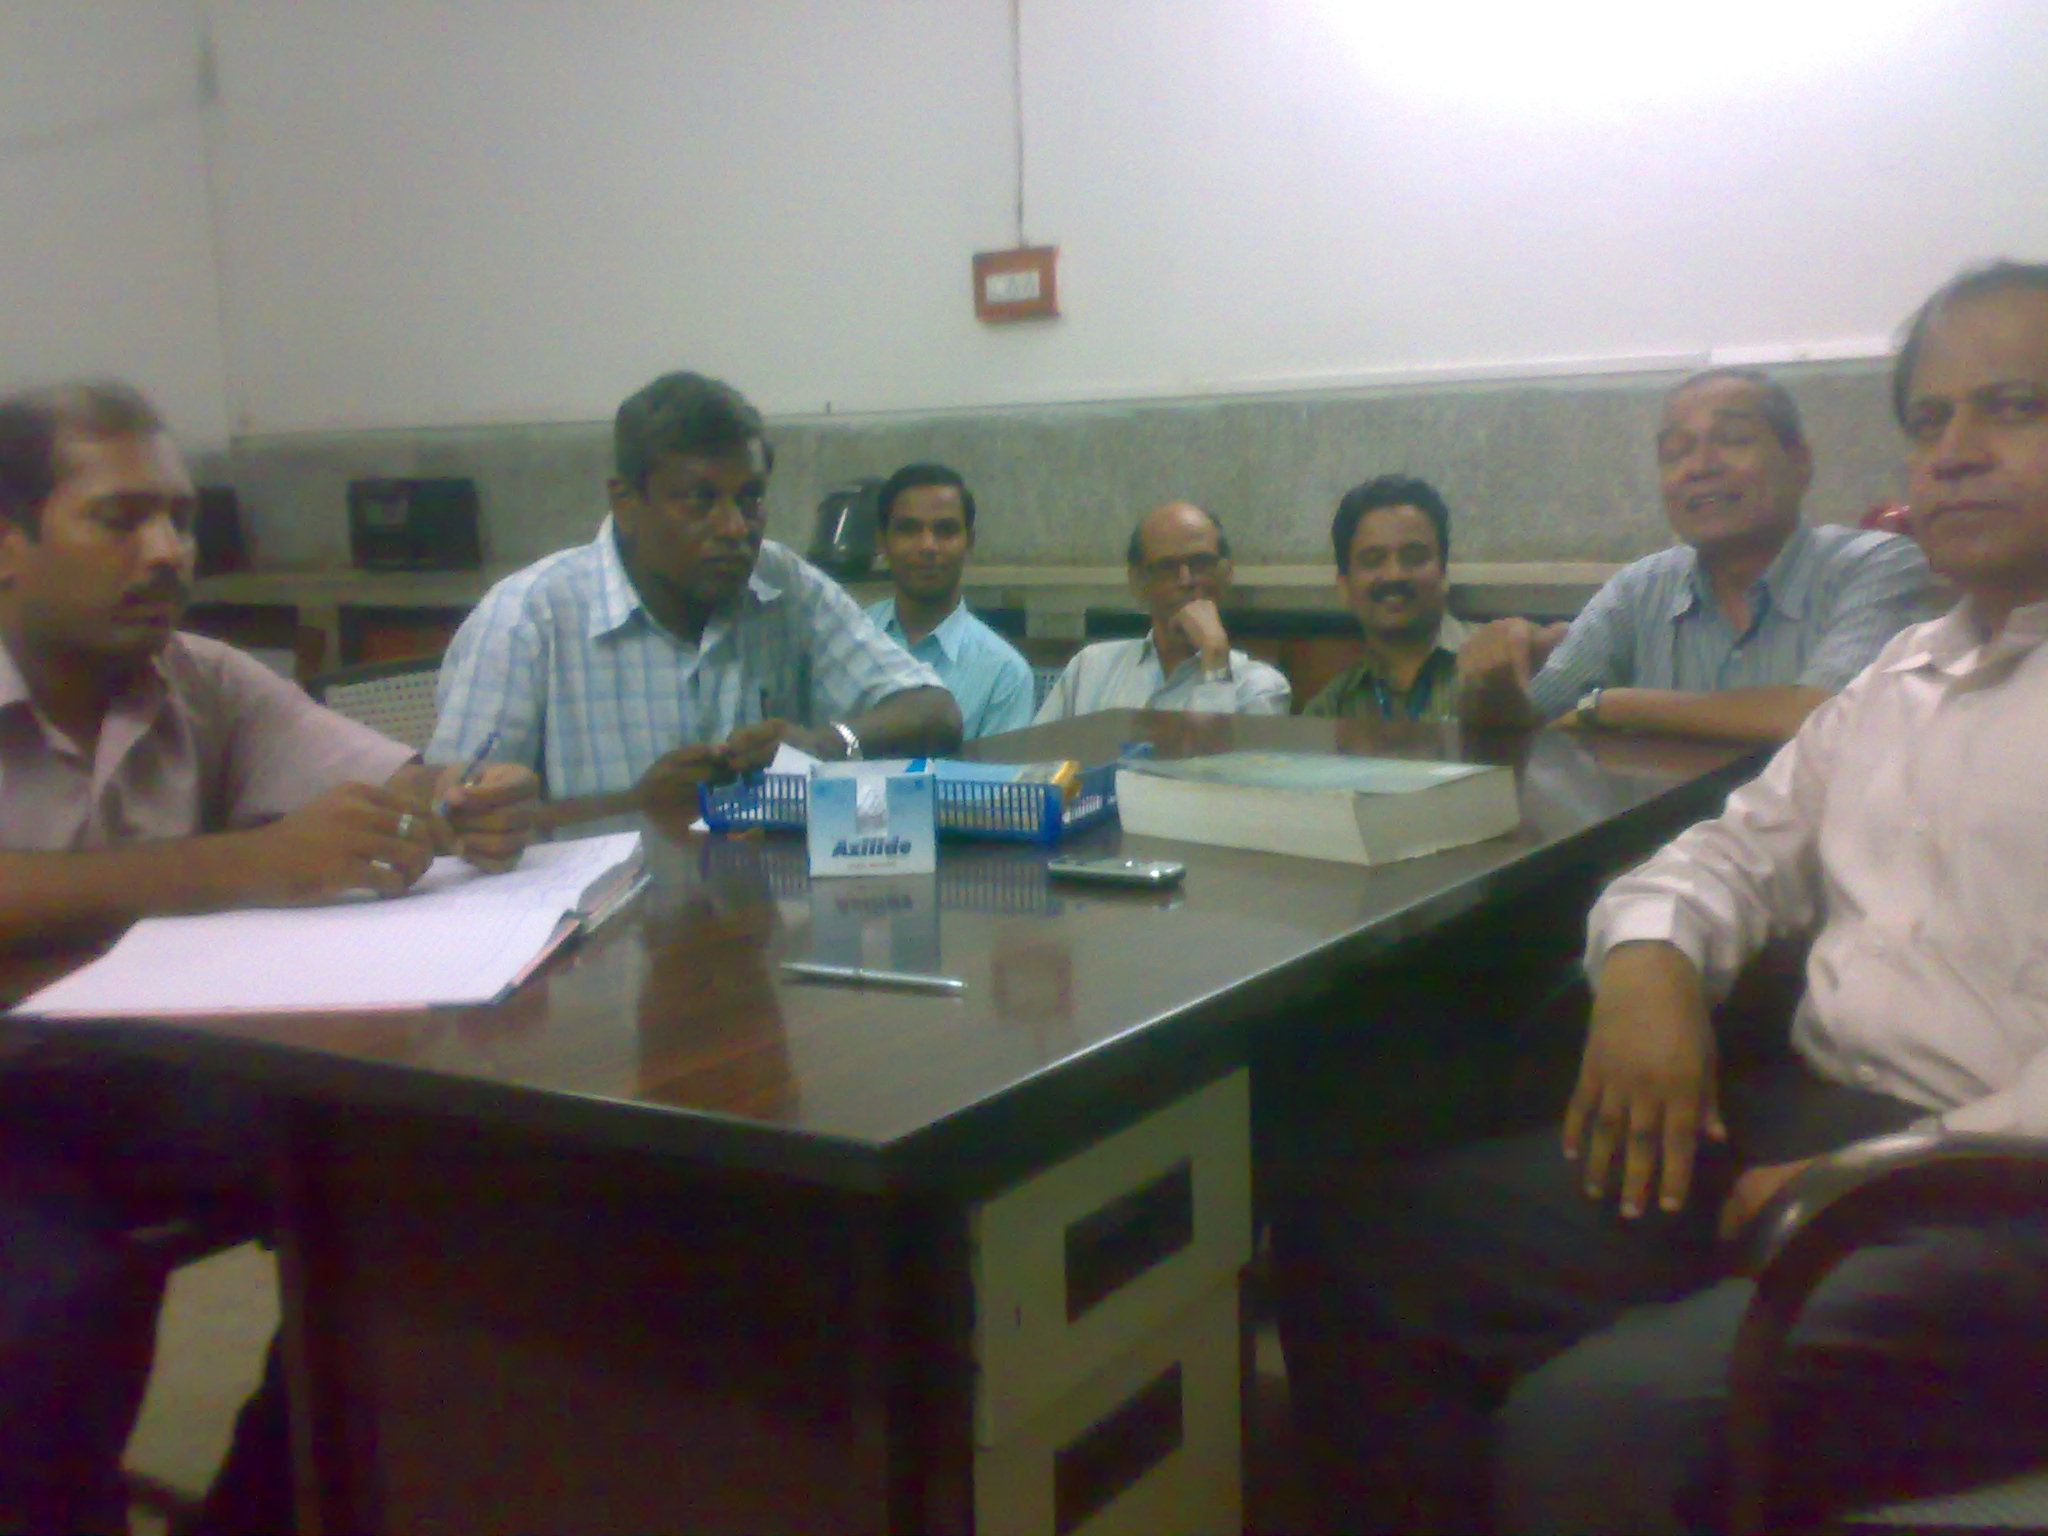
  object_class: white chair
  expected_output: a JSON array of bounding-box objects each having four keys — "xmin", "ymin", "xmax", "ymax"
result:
[{"xmin": 307, "ymin": 657, "xmax": 442, "ymax": 751}]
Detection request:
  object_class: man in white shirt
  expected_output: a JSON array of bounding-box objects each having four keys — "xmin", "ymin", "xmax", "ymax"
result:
[
  {"xmin": 1274, "ymin": 261, "xmax": 2048, "ymax": 1534},
  {"xmin": 1033, "ymin": 501, "xmax": 1291, "ymax": 721}
]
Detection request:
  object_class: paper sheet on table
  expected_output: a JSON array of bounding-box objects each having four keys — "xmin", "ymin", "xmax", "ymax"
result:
[
  {"xmin": 690, "ymin": 741, "xmax": 821, "ymax": 831},
  {"xmin": 13, "ymin": 832, "xmax": 643, "ymax": 1017}
]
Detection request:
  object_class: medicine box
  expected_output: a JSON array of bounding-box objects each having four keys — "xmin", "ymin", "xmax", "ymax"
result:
[{"xmin": 806, "ymin": 759, "xmax": 938, "ymax": 878}]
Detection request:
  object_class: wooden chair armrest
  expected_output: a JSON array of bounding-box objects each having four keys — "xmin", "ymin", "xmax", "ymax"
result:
[{"xmin": 1729, "ymin": 1131, "xmax": 2048, "ymax": 1534}]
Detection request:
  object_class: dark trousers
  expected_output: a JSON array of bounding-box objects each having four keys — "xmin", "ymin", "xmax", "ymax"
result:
[
  {"xmin": 0, "ymin": 1054, "xmax": 283, "ymax": 1534},
  {"xmin": 0, "ymin": 1157, "xmax": 164, "ymax": 1534},
  {"xmin": 1272, "ymin": 1059, "xmax": 2048, "ymax": 1533}
]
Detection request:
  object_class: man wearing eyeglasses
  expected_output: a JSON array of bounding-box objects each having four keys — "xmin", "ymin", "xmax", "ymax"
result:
[
  {"xmin": 431, "ymin": 372, "xmax": 961, "ymax": 824},
  {"xmin": 1033, "ymin": 500, "xmax": 1291, "ymax": 721}
]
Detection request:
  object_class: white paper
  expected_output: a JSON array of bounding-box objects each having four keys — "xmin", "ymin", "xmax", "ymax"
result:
[
  {"xmin": 15, "ymin": 833, "xmax": 643, "ymax": 1017},
  {"xmin": 768, "ymin": 742, "xmax": 823, "ymax": 775}
]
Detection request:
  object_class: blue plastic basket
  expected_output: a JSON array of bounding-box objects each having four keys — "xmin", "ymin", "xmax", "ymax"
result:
[{"xmin": 699, "ymin": 762, "xmax": 1119, "ymax": 846}]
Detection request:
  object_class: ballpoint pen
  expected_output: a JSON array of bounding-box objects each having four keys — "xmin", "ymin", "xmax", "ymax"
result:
[
  {"xmin": 435, "ymin": 729, "xmax": 501, "ymax": 819},
  {"xmin": 780, "ymin": 960, "xmax": 966, "ymax": 995}
]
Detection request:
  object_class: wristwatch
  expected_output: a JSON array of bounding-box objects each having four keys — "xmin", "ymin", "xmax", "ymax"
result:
[
  {"xmin": 1201, "ymin": 659, "xmax": 1235, "ymax": 685},
  {"xmin": 1575, "ymin": 686, "xmax": 1606, "ymax": 727},
  {"xmin": 829, "ymin": 720, "xmax": 864, "ymax": 760}
]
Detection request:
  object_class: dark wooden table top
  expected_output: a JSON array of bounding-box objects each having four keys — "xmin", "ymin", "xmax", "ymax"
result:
[{"xmin": 1, "ymin": 713, "xmax": 1763, "ymax": 1194}]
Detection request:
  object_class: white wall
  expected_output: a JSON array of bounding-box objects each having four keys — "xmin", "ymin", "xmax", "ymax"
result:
[
  {"xmin": 0, "ymin": 0, "xmax": 231, "ymax": 446},
  {"xmin": 24, "ymin": 0, "xmax": 2048, "ymax": 436},
  {"xmin": 207, "ymin": 0, "xmax": 1017, "ymax": 432}
]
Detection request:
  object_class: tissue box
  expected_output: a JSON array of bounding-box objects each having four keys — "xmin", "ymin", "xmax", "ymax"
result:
[{"xmin": 806, "ymin": 759, "xmax": 937, "ymax": 877}]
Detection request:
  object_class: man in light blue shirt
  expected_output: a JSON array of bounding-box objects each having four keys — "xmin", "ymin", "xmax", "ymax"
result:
[
  {"xmin": 432, "ymin": 373, "xmax": 959, "ymax": 821},
  {"xmin": 863, "ymin": 462, "xmax": 1034, "ymax": 739},
  {"xmin": 1459, "ymin": 367, "xmax": 1937, "ymax": 743}
]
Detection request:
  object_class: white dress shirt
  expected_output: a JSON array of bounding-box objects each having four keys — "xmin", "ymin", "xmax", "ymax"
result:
[
  {"xmin": 1588, "ymin": 597, "xmax": 2048, "ymax": 1135},
  {"xmin": 1032, "ymin": 635, "xmax": 1291, "ymax": 723}
]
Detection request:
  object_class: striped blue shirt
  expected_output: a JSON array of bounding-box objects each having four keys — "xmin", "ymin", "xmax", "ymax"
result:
[
  {"xmin": 1526, "ymin": 525, "xmax": 1938, "ymax": 721},
  {"xmin": 864, "ymin": 597, "xmax": 1035, "ymax": 739},
  {"xmin": 430, "ymin": 522, "xmax": 940, "ymax": 797}
]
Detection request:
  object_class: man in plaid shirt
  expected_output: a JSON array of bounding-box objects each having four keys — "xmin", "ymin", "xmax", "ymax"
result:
[{"xmin": 432, "ymin": 372, "xmax": 960, "ymax": 821}]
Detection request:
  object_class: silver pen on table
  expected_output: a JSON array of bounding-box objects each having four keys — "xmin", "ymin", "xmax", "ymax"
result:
[{"xmin": 780, "ymin": 960, "xmax": 967, "ymax": 995}]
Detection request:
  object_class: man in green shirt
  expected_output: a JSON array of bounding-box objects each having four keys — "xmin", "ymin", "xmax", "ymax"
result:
[{"xmin": 1303, "ymin": 474, "xmax": 1469, "ymax": 721}]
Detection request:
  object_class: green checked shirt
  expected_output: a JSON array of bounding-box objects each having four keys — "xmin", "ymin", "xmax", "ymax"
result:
[{"xmin": 1302, "ymin": 615, "xmax": 1469, "ymax": 723}]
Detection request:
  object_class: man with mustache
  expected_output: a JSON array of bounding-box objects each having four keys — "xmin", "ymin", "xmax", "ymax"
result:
[
  {"xmin": 1276, "ymin": 261, "xmax": 2048, "ymax": 1533},
  {"xmin": 0, "ymin": 381, "xmax": 539, "ymax": 1531},
  {"xmin": 1459, "ymin": 367, "xmax": 1935, "ymax": 743},
  {"xmin": 432, "ymin": 371, "xmax": 960, "ymax": 823},
  {"xmin": 864, "ymin": 462, "xmax": 1033, "ymax": 739},
  {"xmin": 1304, "ymin": 475, "xmax": 1467, "ymax": 722},
  {"xmin": 1033, "ymin": 500, "xmax": 1291, "ymax": 720}
]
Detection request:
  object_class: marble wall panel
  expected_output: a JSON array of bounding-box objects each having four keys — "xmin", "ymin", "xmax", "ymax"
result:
[{"xmin": 208, "ymin": 361, "xmax": 1913, "ymax": 574}]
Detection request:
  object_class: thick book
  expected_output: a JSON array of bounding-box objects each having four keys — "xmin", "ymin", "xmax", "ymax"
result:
[
  {"xmin": 14, "ymin": 832, "xmax": 645, "ymax": 1017},
  {"xmin": 1113, "ymin": 751, "xmax": 1519, "ymax": 866}
]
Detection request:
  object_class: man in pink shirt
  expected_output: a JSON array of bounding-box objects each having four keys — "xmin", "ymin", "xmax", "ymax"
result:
[
  {"xmin": 1275, "ymin": 262, "xmax": 2048, "ymax": 1533},
  {"xmin": 0, "ymin": 381, "xmax": 538, "ymax": 1531}
]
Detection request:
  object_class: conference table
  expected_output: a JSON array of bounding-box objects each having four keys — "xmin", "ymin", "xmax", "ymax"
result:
[{"xmin": 2, "ymin": 711, "xmax": 1761, "ymax": 1535}]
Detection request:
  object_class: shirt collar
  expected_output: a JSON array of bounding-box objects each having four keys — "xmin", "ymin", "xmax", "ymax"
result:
[
  {"xmin": 0, "ymin": 630, "xmax": 172, "ymax": 744},
  {"xmin": 878, "ymin": 597, "xmax": 969, "ymax": 662},
  {"xmin": 1351, "ymin": 611, "xmax": 1469, "ymax": 680},
  {"xmin": 1667, "ymin": 525, "xmax": 1816, "ymax": 621},
  {"xmin": 588, "ymin": 518, "xmax": 784, "ymax": 641},
  {"xmin": 1884, "ymin": 593, "xmax": 2048, "ymax": 677}
]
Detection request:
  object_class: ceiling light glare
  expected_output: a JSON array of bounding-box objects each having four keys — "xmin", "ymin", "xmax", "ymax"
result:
[{"xmin": 1305, "ymin": 0, "xmax": 1942, "ymax": 115}]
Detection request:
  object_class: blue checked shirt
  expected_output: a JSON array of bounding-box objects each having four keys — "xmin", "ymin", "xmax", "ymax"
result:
[
  {"xmin": 1525, "ymin": 525, "xmax": 1938, "ymax": 721},
  {"xmin": 430, "ymin": 522, "xmax": 941, "ymax": 797},
  {"xmin": 865, "ymin": 597, "xmax": 1035, "ymax": 740}
]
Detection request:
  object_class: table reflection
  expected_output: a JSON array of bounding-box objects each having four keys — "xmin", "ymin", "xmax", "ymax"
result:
[{"xmin": 633, "ymin": 850, "xmax": 795, "ymax": 1117}]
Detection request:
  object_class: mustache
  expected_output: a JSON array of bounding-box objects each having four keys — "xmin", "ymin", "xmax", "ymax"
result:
[
  {"xmin": 121, "ymin": 576, "xmax": 189, "ymax": 605},
  {"xmin": 1367, "ymin": 580, "xmax": 1420, "ymax": 603}
]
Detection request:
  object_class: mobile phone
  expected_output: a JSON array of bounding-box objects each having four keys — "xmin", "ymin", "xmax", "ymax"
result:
[{"xmin": 1046, "ymin": 855, "xmax": 1187, "ymax": 889}]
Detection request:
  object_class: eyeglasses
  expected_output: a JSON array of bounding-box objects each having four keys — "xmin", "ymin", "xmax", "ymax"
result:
[{"xmin": 1140, "ymin": 551, "xmax": 1223, "ymax": 581}]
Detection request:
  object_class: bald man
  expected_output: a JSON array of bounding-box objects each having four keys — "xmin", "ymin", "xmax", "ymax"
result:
[{"xmin": 1034, "ymin": 501, "xmax": 1291, "ymax": 720}]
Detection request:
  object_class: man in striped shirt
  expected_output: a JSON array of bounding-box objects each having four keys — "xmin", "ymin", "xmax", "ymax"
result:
[
  {"xmin": 1458, "ymin": 368, "xmax": 1936, "ymax": 743},
  {"xmin": 431, "ymin": 373, "xmax": 961, "ymax": 822}
]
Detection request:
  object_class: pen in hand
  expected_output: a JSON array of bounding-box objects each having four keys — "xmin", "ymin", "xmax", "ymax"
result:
[{"xmin": 434, "ymin": 729, "xmax": 501, "ymax": 821}]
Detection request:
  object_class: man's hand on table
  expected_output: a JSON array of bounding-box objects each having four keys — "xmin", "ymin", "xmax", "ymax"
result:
[
  {"xmin": 1457, "ymin": 620, "xmax": 1571, "ymax": 720},
  {"xmin": 1564, "ymin": 940, "xmax": 1726, "ymax": 1219},
  {"xmin": 636, "ymin": 744, "xmax": 734, "ymax": 814},
  {"xmin": 232, "ymin": 783, "xmax": 446, "ymax": 904},
  {"xmin": 556, "ymin": 730, "xmax": 812, "ymax": 830}
]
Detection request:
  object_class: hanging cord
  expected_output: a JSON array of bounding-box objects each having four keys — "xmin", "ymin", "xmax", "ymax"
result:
[{"xmin": 1010, "ymin": 0, "xmax": 1028, "ymax": 245}]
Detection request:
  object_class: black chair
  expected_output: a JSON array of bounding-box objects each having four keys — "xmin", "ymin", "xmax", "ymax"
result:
[{"xmin": 1731, "ymin": 1132, "xmax": 2048, "ymax": 1534}]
